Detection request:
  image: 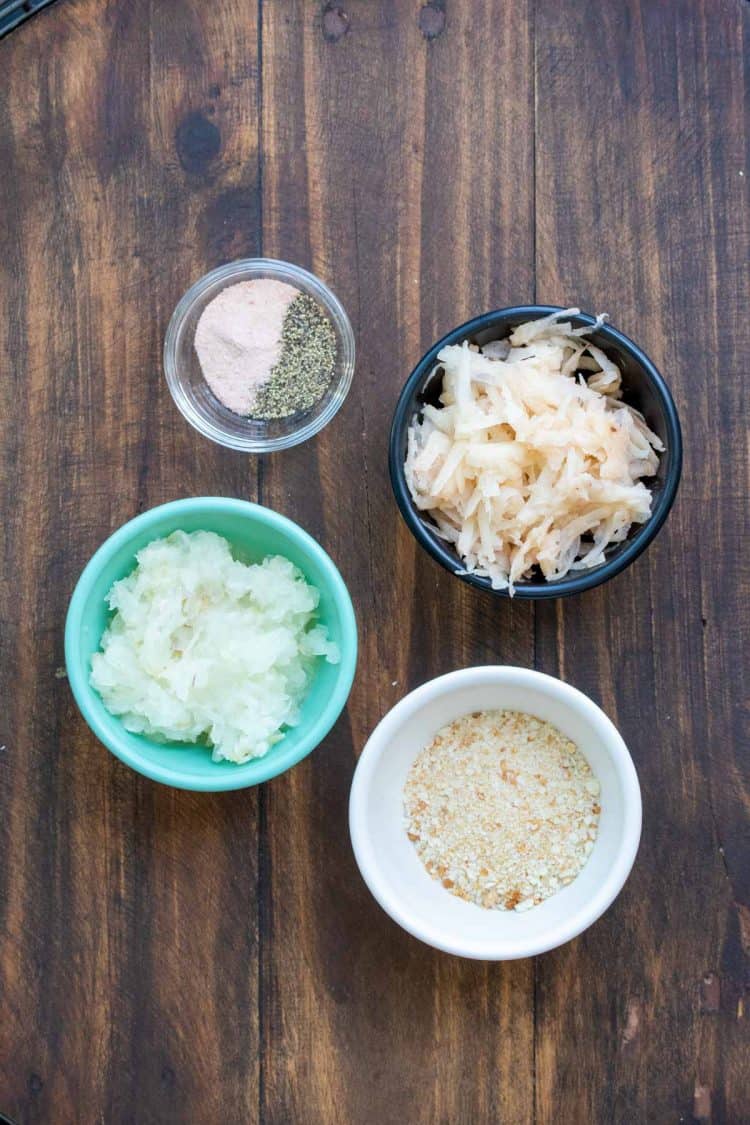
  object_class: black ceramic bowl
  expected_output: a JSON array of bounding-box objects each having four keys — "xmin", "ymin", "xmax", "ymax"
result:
[{"xmin": 389, "ymin": 306, "xmax": 682, "ymax": 599}]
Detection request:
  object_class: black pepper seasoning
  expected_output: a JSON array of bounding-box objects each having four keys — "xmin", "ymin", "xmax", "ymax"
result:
[{"xmin": 252, "ymin": 294, "xmax": 337, "ymax": 419}]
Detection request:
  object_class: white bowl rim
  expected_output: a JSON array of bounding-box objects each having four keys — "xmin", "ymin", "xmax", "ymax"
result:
[{"xmin": 349, "ymin": 666, "xmax": 642, "ymax": 960}]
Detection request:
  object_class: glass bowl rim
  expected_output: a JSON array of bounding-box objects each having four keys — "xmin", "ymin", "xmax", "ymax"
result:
[{"xmin": 163, "ymin": 258, "xmax": 356, "ymax": 454}]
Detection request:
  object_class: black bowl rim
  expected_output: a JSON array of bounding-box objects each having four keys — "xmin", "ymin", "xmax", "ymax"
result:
[{"xmin": 389, "ymin": 305, "xmax": 683, "ymax": 600}]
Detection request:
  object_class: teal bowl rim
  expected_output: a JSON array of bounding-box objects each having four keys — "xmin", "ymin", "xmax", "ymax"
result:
[{"xmin": 64, "ymin": 497, "xmax": 358, "ymax": 791}]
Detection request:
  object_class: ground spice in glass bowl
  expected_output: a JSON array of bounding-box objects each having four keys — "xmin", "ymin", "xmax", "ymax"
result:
[
  {"xmin": 164, "ymin": 259, "xmax": 355, "ymax": 453},
  {"xmin": 253, "ymin": 294, "xmax": 337, "ymax": 419}
]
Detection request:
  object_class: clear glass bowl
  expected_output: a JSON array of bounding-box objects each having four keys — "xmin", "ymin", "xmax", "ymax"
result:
[{"xmin": 164, "ymin": 259, "xmax": 355, "ymax": 453}]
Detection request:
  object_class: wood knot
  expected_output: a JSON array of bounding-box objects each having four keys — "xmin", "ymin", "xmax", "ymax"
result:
[
  {"xmin": 322, "ymin": 4, "xmax": 349, "ymax": 42},
  {"xmin": 419, "ymin": 2, "xmax": 446, "ymax": 40},
  {"xmin": 175, "ymin": 111, "xmax": 221, "ymax": 175},
  {"xmin": 28, "ymin": 1073, "xmax": 44, "ymax": 1096}
]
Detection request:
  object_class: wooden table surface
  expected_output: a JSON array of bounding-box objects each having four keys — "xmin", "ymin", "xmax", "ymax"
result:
[{"xmin": 1, "ymin": 1, "xmax": 748, "ymax": 1122}]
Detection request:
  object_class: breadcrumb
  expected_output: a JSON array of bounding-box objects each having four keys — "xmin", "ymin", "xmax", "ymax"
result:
[{"xmin": 403, "ymin": 710, "xmax": 600, "ymax": 911}]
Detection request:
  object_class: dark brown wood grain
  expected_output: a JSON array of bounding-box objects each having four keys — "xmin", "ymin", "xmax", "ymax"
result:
[
  {"xmin": 532, "ymin": 3, "xmax": 750, "ymax": 1122},
  {"xmin": 0, "ymin": 1, "xmax": 263, "ymax": 1122},
  {"xmin": 0, "ymin": 0, "xmax": 747, "ymax": 1123},
  {"xmin": 258, "ymin": 3, "xmax": 535, "ymax": 1122}
]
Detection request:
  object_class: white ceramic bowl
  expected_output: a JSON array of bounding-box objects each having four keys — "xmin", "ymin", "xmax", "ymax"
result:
[{"xmin": 349, "ymin": 667, "xmax": 641, "ymax": 960}]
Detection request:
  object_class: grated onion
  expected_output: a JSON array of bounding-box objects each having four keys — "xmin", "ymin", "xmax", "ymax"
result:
[{"xmin": 90, "ymin": 530, "xmax": 340, "ymax": 763}]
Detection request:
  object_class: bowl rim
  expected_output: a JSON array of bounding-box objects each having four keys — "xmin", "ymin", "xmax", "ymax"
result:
[
  {"xmin": 389, "ymin": 305, "xmax": 683, "ymax": 599},
  {"xmin": 349, "ymin": 666, "xmax": 642, "ymax": 959},
  {"xmin": 65, "ymin": 497, "xmax": 358, "ymax": 791},
  {"xmin": 163, "ymin": 258, "xmax": 356, "ymax": 454}
]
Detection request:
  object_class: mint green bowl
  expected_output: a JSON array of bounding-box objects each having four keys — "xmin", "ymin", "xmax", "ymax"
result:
[{"xmin": 65, "ymin": 498, "xmax": 358, "ymax": 791}]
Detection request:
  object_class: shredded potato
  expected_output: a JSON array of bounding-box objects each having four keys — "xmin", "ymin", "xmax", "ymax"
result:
[{"xmin": 404, "ymin": 310, "xmax": 663, "ymax": 593}]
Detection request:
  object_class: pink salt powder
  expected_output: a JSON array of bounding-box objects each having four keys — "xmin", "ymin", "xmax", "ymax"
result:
[{"xmin": 194, "ymin": 279, "xmax": 299, "ymax": 415}]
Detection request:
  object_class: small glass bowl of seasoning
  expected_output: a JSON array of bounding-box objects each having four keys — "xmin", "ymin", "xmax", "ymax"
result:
[{"xmin": 164, "ymin": 259, "xmax": 355, "ymax": 453}]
